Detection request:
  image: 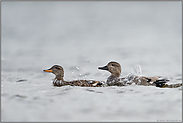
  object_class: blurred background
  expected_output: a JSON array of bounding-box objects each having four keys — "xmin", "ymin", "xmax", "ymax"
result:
[{"xmin": 1, "ymin": 1, "xmax": 182, "ymax": 122}]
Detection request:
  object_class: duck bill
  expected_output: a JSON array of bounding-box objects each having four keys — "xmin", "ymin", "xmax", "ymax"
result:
[
  {"xmin": 98, "ymin": 66, "xmax": 108, "ymax": 70},
  {"xmin": 43, "ymin": 69, "xmax": 52, "ymax": 72}
]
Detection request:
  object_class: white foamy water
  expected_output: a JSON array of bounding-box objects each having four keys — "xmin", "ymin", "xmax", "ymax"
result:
[{"xmin": 1, "ymin": 1, "xmax": 182, "ymax": 122}]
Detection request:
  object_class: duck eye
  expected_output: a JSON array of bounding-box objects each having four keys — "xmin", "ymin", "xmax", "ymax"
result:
[{"xmin": 55, "ymin": 67, "xmax": 61, "ymax": 70}]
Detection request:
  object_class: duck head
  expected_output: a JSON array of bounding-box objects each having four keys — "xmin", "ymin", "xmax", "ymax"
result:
[
  {"xmin": 98, "ymin": 61, "xmax": 121, "ymax": 77},
  {"xmin": 43, "ymin": 65, "xmax": 64, "ymax": 80}
]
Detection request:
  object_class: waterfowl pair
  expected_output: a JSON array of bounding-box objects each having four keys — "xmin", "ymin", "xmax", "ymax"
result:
[
  {"xmin": 44, "ymin": 61, "xmax": 181, "ymax": 88},
  {"xmin": 43, "ymin": 65, "xmax": 104, "ymax": 87}
]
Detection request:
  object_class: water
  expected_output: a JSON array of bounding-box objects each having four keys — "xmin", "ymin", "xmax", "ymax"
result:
[{"xmin": 1, "ymin": 1, "xmax": 182, "ymax": 122}]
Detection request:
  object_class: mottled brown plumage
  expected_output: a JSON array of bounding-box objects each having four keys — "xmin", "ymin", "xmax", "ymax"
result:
[
  {"xmin": 98, "ymin": 61, "xmax": 169, "ymax": 87},
  {"xmin": 44, "ymin": 65, "xmax": 104, "ymax": 87}
]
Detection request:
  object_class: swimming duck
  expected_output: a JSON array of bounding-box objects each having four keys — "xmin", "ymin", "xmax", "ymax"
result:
[
  {"xmin": 98, "ymin": 61, "xmax": 170, "ymax": 87},
  {"xmin": 43, "ymin": 65, "xmax": 104, "ymax": 87}
]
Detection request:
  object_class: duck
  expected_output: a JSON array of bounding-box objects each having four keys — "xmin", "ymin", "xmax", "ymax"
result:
[
  {"xmin": 43, "ymin": 65, "xmax": 104, "ymax": 87},
  {"xmin": 98, "ymin": 61, "xmax": 172, "ymax": 87}
]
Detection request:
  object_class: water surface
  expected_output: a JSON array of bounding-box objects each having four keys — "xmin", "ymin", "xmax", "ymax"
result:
[{"xmin": 1, "ymin": 1, "xmax": 182, "ymax": 122}]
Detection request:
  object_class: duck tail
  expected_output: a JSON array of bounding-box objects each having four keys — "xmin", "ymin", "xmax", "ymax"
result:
[
  {"xmin": 161, "ymin": 83, "xmax": 182, "ymax": 88},
  {"xmin": 153, "ymin": 79, "xmax": 169, "ymax": 87},
  {"xmin": 153, "ymin": 78, "xmax": 182, "ymax": 88}
]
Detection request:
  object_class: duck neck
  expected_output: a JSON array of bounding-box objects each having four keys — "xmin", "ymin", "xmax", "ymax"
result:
[
  {"xmin": 108, "ymin": 75, "xmax": 119, "ymax": 80},
  {"xmin": 111, "ymin": 73, "xmax": 120, "ymax": 78},
  {"xmin": 56, "ymin": 75, "xmax": 65, "ymax": 82}
]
